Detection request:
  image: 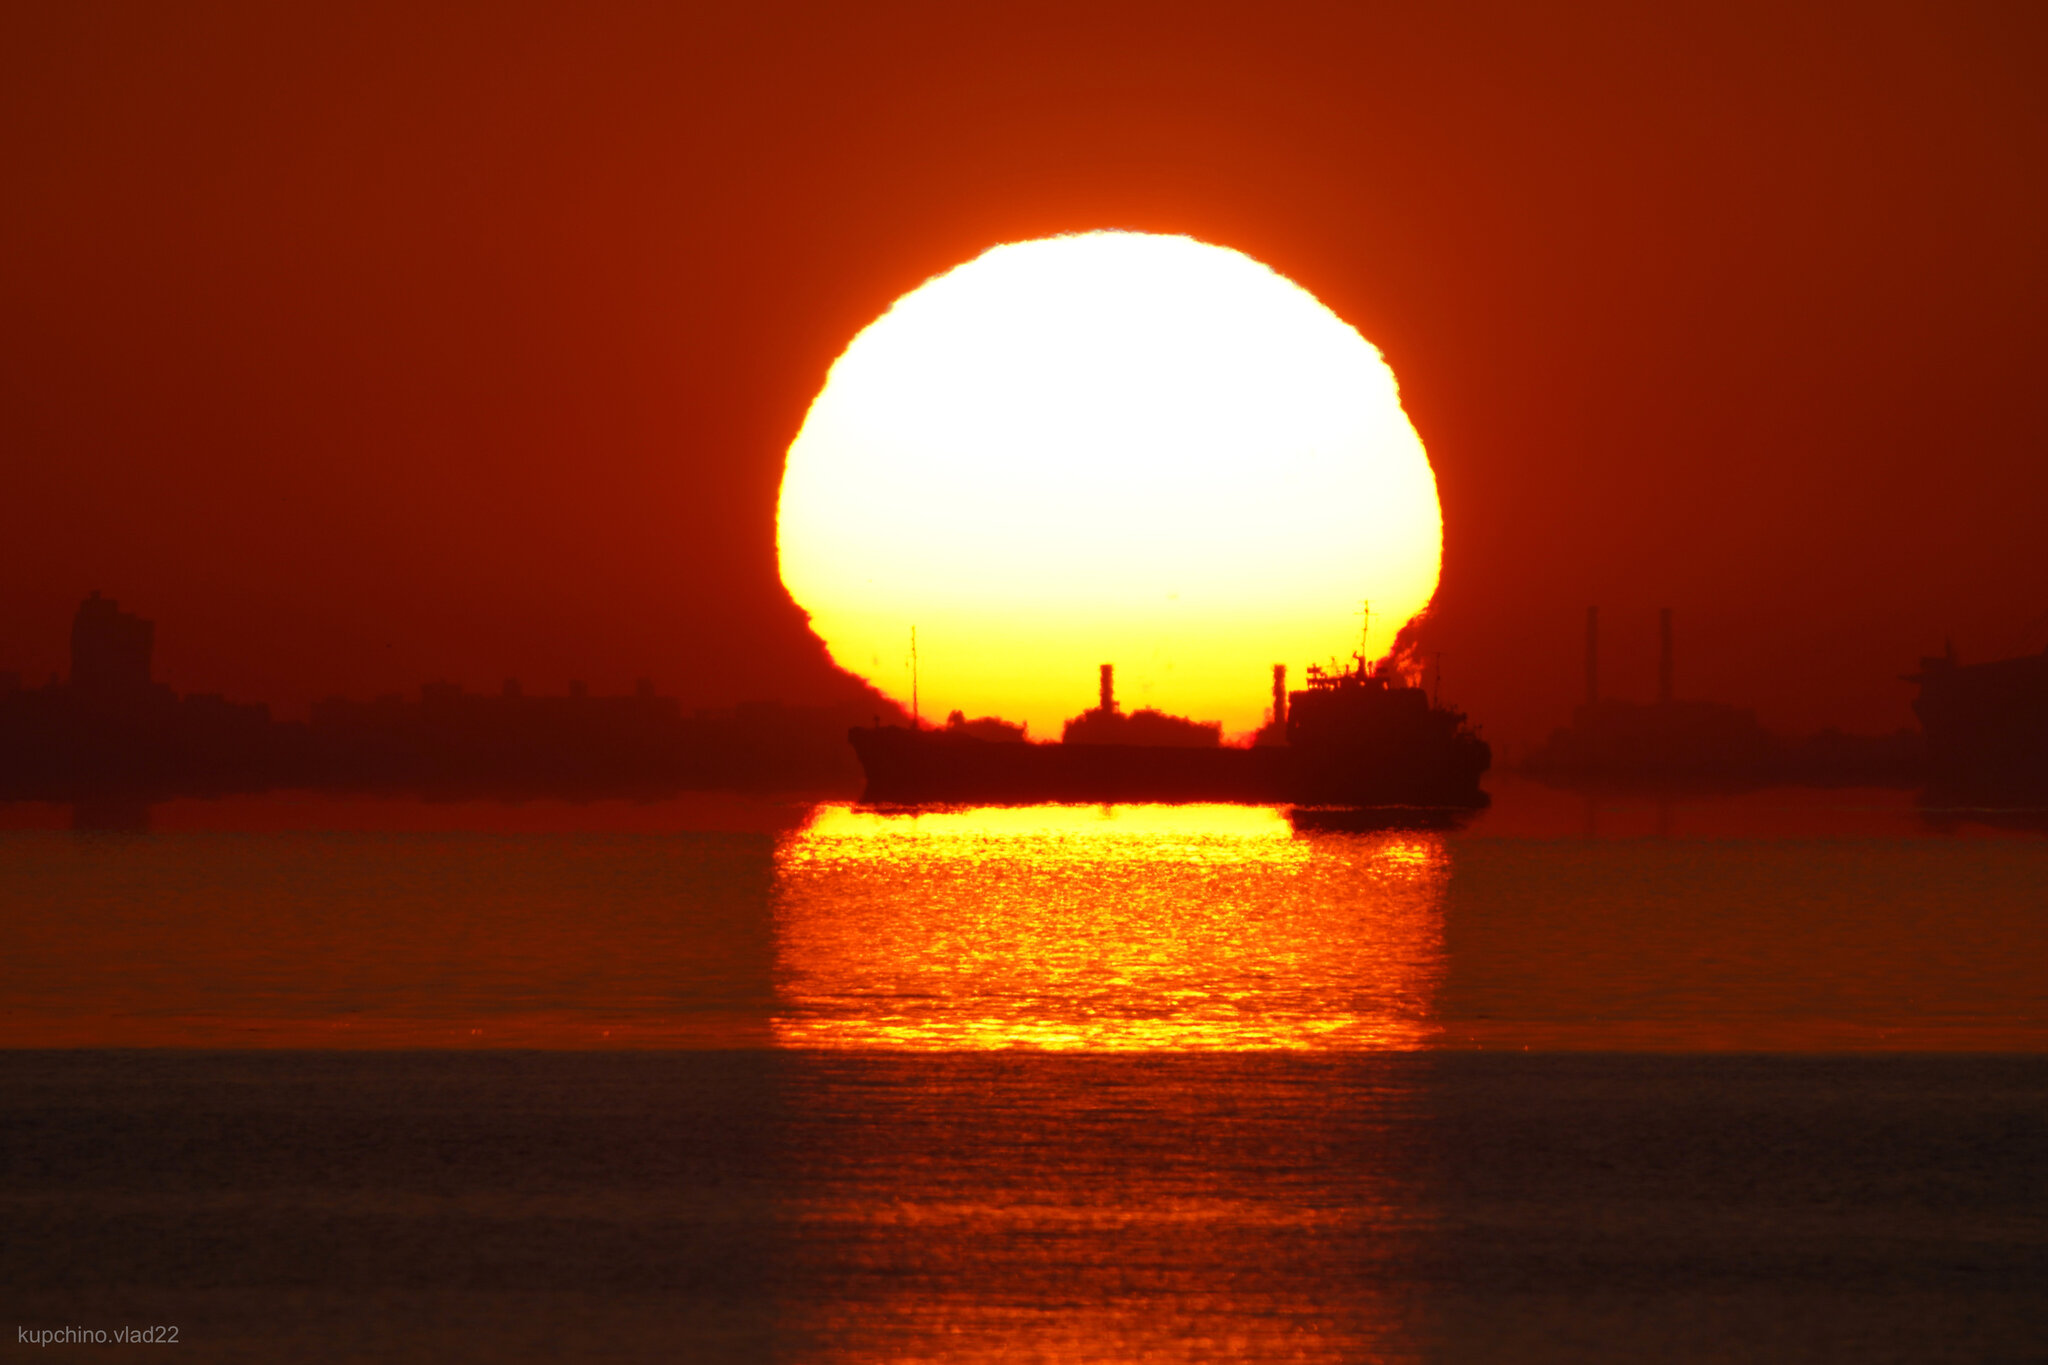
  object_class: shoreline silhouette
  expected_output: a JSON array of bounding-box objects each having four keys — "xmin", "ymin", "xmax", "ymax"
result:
[{"xmin": 7, "ymin": 594, "xmax": 2043, "ymax": 811}]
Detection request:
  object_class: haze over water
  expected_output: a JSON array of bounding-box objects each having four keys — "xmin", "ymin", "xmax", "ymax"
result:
[{"xmin": 5, "ymin": 780, "xmax": 2045, "ymax": 1361}]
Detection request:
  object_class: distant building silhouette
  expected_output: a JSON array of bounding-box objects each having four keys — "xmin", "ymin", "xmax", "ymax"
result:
[
  {"xmin": 1060, "ymin": 663, "xmax": 1222, "ymax": 747},
  {"xmin": 1526, "ymin": 607, "xmax": 1778, "ymax": 779},
  {"xmin": 0, "ymin": 593, "xmax": 271, "ymax": 797},
  {"xmin": 299, "ymin": 679, "xmax": 867, "ymax": 792},
  {"xmin": 70, "ymin": 590, "xmax": 155, "ymax": 695},
  {"xmin": 0, "ymin": 592, "xmax": 878, "ymax": 802},
  {"xmin": 1525, "ymin": 606, "xmax": 1919, "ymax": 785}
]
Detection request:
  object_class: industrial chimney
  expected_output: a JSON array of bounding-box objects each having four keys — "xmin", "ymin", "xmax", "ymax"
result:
[
  {"xmin": 1584, "ymin": 606, "xmax": 1599, "ymax": 708},
  {"xmin": 1098, "ymin": 663, "xmax": 1117, "ymax": 714},
  {"xmin": 1657, "ymin": 607, "xmax": 1674, "ymax": 704},
  {"xmin": 1271, "ymin": 664, "xmax": 1287, "ymax": 730}
]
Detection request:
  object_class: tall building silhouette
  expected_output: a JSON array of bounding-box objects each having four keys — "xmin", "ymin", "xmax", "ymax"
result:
[{"xmin": 69, "ymin": 591, "xmax": 154, "ymax": 695}]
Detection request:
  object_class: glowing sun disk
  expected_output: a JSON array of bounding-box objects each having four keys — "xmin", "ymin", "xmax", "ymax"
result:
[{"xmin": 777, "ymin": 231, "xmax": 1441, "ymax": 736}]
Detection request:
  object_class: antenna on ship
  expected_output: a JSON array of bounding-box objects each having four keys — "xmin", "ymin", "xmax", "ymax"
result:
[{"xmin": 910, "ymin": 626, "xmax": 919, "ymax": 730}]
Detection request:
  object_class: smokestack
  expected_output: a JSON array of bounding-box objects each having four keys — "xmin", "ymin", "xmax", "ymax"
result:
[
  {"xmin": 1657, "ymin": 607, "xmax": 1674, "ymax": 703},
  {"xmin": 1099, "ymin": 663, "xmax": 1116, "ymax": 714},
  {"xmin": 1271, "ymin": 664, "xmax": 1287, "ymax": 730},
  {"xmin": 1584, "ymin": 606, "xmax": 1599, "ymax": 707}
]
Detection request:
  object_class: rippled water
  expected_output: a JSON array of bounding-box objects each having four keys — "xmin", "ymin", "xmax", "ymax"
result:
[
  {"xmin": 6, "ymin": 1051, "xmax": 2043, "ymax": 1363},
  {"xmin": 774, "ymin": 805, "xmax": 1448, "ymax": 1050},
  {"xmin": 4, "ymin": 785, "xmax": 2043, "ymax": 1049},
  {"xmin": 3, "ymin": 783, "xmax": 2045, "ymax": 1361}
]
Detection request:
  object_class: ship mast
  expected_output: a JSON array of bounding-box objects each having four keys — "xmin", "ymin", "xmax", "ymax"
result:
[{"xmin": 910, "ymin": 626, "xmax": 919, "ymax": 729}]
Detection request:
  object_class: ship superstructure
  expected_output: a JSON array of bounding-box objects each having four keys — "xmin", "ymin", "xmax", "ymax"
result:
[
  {"xmin": 847, "ymin": 655, "xmax": 1489, "ymax": 807},
  {"xmin": 1909, "ymin": 641, "xmax": 2048, "ymax": 793},
  {"xmin": 1285, "ymin": 654, "xmax": 1491, "ymax": 804}
]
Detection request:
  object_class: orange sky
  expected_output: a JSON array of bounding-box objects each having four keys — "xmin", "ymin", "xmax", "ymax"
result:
[{"xmin": 3, "ymin": 1, "xmax": 2045, "ymax": 747}]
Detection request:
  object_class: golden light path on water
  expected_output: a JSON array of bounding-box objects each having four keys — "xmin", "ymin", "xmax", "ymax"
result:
[{"xmin": 771, "ymin": 803, "xmax": 1449, "ymax": 1051}]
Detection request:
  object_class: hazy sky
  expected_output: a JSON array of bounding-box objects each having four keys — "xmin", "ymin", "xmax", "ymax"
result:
[{"xmin": 4, "ymin": 1, "xmax": 2044, "ymax": 745}]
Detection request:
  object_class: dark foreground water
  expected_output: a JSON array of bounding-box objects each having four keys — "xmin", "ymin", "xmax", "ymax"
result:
[
  {"xmin": 3, "ymin": 783, "xmax": 2045, "ymax": 1360},
  {"xmin": 5, "ymin": 1051, "xmax": 2044, "ymax": 1363}
]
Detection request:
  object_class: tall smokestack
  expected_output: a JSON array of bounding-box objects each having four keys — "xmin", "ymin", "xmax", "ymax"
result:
[
  {"xmin": 1657, "ymin": 607, "xmax": 1674, "ymax": 703},
  {"xmin": 1271, "ymin": 664, "xmax": 1287, "ymax": 730},
  {"xmin": 1099, "ymin": 663, "xmax": 1116, "ymax": 714},
  {"xmin": 1584, "ymin": 606, "xmax": 1599, "ymax": 707}
]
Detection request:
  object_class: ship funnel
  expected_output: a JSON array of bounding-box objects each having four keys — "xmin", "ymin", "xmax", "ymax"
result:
[
  {"xmin": 1657, "ymin": 607, "xmax": 1674, "ymax": 704},
  {"xmin": 1271, "ymin": 664, "xmax": 1287, "ymax": 729},
  {"xmin": 1099, "ymin": 663, "xmax": 1116, "ymax": 714}
]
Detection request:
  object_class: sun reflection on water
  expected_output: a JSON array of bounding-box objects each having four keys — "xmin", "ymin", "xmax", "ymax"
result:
[{"xmin": 771, "ymin": 803, "xmax": 1448, "ymax": 1051}]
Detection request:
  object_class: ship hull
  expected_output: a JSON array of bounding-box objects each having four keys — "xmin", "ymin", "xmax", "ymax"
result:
[{"xmin": 847, "ymin": 726, "xmax": 1488, "ymax": 808}]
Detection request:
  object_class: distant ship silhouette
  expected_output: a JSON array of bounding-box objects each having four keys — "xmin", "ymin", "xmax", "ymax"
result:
[
  {"xmin": 848, "ymin": 658, "xmax": 1490, "ymax": 807},
  {"xmin": 1910, "ymin": 638, "xmax": 2048, "ymax": 795}
]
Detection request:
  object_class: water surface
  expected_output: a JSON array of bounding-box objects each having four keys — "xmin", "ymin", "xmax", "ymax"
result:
[
  {"xmin": 4, "ymin": 783, "xmax": 2042, "ymax": 1050},
  {"xmin": 4, "ymin": 781, "xmax": 2044, "ymax": 1361}
]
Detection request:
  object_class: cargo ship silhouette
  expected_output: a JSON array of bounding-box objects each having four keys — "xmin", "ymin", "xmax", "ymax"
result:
[
  {"xmin": 848, "ymin": 657, "xmax": 1490, "ymax": 807},
  {"xmin": 1909, "ymin": 639, "xmax": 2048, "ymax": 795}
]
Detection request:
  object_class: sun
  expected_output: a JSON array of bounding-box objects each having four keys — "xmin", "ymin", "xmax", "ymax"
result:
[{"xmin": 777, "ymin": 231, "xmax": 1441, "ymax": 738}]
